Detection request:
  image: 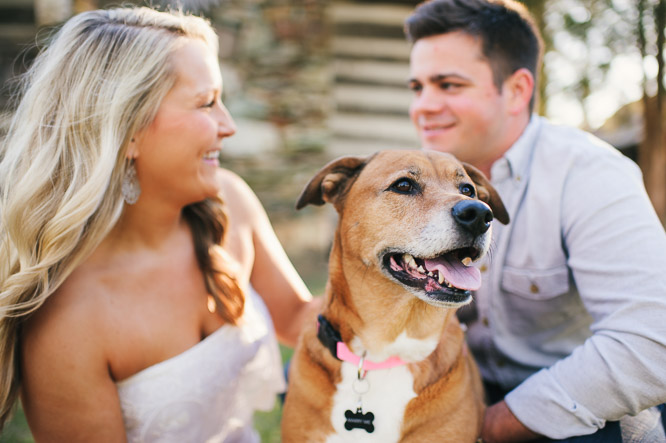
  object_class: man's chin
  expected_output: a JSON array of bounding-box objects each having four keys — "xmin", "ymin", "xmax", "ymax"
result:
[{"xmin": 421, "ymin": 140, "xmax": 456, "ymax": 155}]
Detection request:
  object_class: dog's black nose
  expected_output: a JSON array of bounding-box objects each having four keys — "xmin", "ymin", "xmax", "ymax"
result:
[{"xmin": 452, "ymin": 200, "xmax": 494, "ymax": 236}]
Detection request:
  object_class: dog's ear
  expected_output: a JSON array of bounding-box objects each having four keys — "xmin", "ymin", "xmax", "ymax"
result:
[
  {"xmin": 462, "ymin": 162, "xmax": 510, "ymax": 225},
  {"xmin": 296, "ymin": 155, "xmax": 369, "ymax": 210}
]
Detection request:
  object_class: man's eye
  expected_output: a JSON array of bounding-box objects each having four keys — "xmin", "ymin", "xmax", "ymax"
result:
[
  {"xmin": 388, "ymin": 178, "xmax": 420, "ymax": 195},
  {"xmin": 439, "ymin": 82, "xmax": 457, "ymax": 90},
  {"xmin": 408, "ymin": 82, "xmax": 422, "ymax": 93},
  {"xmin": 459, "ymin": 183, "xmax": 475, "ymax": 197},
  {"xmin": 202, "ymin": 99, "xmax": 215, "ymax": 108}
]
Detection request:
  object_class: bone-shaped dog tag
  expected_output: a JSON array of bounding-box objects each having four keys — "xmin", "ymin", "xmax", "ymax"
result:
[{"xmin": 344, "ymin": 408, "xmax": 375, "ymax": 433}]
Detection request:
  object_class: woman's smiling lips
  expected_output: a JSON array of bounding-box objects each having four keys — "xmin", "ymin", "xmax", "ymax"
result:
[{"xmin": 202, "ymin": 149, "xmax": 220, "ymax": 165}]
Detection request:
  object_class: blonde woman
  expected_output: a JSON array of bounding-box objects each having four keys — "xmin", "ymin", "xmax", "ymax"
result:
[{"xmin": 0, "ymin": 7, "xmax": 318, "ymax": 441}]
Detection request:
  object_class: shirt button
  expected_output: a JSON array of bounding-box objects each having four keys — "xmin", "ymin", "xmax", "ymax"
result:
[
  {"xmin": 530, "ymin": 283, "xmax": 539, "ymax": 294},
  {"xmin": 480, "ymin": 265, "xmax": 488, "ymax": 272},
  {"xmin": 482, "ymin": 317, "xmax": 489, "ymax": 327}
]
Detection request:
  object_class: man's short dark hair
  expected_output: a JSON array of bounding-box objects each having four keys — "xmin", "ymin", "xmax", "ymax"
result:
[{"xmin": 405, "ymin": 0, "xmax": 543, "ymax": 112}]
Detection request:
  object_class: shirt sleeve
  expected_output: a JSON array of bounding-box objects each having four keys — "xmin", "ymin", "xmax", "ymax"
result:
[{"xmin": 505, "ymin": 149, "xmax": 666, "ymax": 439}]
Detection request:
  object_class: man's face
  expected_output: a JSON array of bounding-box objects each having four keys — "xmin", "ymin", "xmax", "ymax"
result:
[{"xmin": 409, "ymin": 32, "xmax": 511, "ymax": 168}]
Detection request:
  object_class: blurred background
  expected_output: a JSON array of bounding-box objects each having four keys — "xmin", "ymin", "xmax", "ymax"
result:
[{"xmin": 0, "ymin": 0, "xmax": 664, "ymax": 441}]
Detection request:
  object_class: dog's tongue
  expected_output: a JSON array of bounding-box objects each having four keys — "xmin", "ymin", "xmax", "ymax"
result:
[{"xmin": 424, "ymin": 256, "xmax": 481, "ymax": 291}]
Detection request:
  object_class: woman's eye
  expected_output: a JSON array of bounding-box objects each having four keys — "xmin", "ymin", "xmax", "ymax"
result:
[
  {"xmin": 389, "ymin": 178, "xmax": 420, "ymax": 195},
  {"xmin": 202, "ymin": 99, "xmax": 215, "ymax": 108},
  {"xmin": 459, "ymin": 183, "xmax": 475, "ymax": 197}
]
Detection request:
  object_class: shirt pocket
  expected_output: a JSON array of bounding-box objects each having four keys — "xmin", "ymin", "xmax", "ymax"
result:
[{"xmin": 501, "ymin": 266, "xmax": 570, "ymax": 301}]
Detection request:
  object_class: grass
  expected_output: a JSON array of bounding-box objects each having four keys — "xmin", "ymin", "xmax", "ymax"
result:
[
  {"xmin": 0, "ymin": 405, "xmax": 32, "ymax": 443},
  {"xmin": 1, "ymin": 394, "xmax": 288, "ymax": 443}
]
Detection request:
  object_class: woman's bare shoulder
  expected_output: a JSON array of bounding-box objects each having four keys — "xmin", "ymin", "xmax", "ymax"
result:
[
  {"xmin": 216, "ymin": 167, "xmax": 254, "ymax": 199},
  {"xmin": 21, "ymin": 254, "xmax": 122, "ymax": 371},
  {"xmin": 20, "ymin": 264, "xmax": 126, "ymax": 439},
  {"xmin": 215, "ymin": 167, "xmax": 264, "ymax": 219}
]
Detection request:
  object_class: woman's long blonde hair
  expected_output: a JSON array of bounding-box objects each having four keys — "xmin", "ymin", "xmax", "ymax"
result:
[{"xmin": 0, "ymin": 6, "xmax": 243, "ymax": 428}]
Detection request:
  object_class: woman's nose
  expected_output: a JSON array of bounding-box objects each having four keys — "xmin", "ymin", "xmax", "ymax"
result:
[{"xmin": 216, "ymin": 103, "xmax": 237, "ymax": 137}]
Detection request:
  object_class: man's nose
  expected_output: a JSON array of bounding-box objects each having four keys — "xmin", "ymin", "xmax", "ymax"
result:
[{"xmin": 410, "ymin": 87, "xmax": 444, "ymax": 116}]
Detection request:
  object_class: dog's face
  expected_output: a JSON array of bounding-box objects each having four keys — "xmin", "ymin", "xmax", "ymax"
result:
[{"xmin": 297, "ymin": 150, "xmax": 508, "ymax": 308}]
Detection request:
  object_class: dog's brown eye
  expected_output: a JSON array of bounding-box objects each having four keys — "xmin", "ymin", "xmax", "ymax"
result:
[
  {"xmin": 459, "ymin": 183, "xmax": 475, "ymax": 198},
  {"xmin": 389, "ymin": 178, "xmax": 420, "ymax": 195}
]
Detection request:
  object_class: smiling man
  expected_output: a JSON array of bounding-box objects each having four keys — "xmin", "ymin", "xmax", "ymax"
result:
[{"xmin": 404, "ymin": 1, "xmax": 666, "ymax": 442}]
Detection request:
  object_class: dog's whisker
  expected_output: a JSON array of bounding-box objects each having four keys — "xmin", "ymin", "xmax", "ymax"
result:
[{"xmin": 358, "ymin": 263, "xmax": 371, "ymax": 293}]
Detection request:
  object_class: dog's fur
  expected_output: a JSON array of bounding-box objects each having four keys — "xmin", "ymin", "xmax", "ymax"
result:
[{"xmin": 282, "ymin": 150, "xmax": 509, "ymax": 443}]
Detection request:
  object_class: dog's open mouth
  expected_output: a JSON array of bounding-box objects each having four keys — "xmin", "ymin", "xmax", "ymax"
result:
[{"xmin": 383, "ymin": 248, "xmax": 481, "ymax": 304}]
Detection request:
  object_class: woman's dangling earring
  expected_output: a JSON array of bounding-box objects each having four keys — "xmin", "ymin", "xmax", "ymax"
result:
[{"xmin": 122, "ymin": 159, "xmax": 141, "ymax": 205}]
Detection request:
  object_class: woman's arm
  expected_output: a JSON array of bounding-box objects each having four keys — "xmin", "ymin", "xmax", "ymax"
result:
[
  {"xmin": 250, "ymin": 202, "xmax": 323, "ymax": 346},
  {"xmin": 218, "ymin": 169, "xmax": 322, "ymax": 347},
  {"xmin": 20, "ymin": 293, "xmax": 127, "ymax": 442}
]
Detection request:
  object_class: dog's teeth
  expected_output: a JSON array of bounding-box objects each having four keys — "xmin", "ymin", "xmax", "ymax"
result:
[
  {"xmin": 417, "ymin": 265, "xmax": 426, "ymax": 273},
  {"xmin": 428, "ymin": 271, "xmax": 434, "ymax": 277},
  {"xmin": 462, "ymin": 257, "xmax": 472, "ymax": 267},
  {"xmin": 408, "ymin": 257, "xmax": 418, "ymax": 269},
  {"xmin": 438, "ymin": 272, "xmax": 445, "ymax": 285}
]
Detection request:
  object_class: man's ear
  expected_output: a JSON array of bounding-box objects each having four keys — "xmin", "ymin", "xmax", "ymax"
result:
[
  {"xmin": 504, "ymin": 68, "xmax": 534, "ymax": 116},
  {"xmin": 296, "ymin": 155, "xmax": 370, "ymax": 210},
  {"xmin": 462, "ymin": 162, "xmax": 510, "ymax": 225}
]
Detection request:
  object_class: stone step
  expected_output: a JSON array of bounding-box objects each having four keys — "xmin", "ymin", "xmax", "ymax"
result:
[
  {"xmin": 334, "ymin": 58, "xmax": 410, "ymax": 87},
  {"xmin": 329, "ymin": 112, "xmax": 418, "ymax": 144},
  {"xmin": 332, "ymin": 35, "xmax": 411, "ymax": 62},
  {"xmin": 326, "ymin": 137, "xmax": 419, "ymax": 159},
  {"xmin": 329, "ymin": 2, "xmax": 416, "ymax": 157},
  {"xmin": 329, "ymin": 2, "xmax": 413, "ymax": 27},
  {"xmin": 334, "ymin": 22, "xmax": 406, "ymax": 39},
  {"xmin": 334, "ymin": 83, "xmax": 413, "ymax": 115}
]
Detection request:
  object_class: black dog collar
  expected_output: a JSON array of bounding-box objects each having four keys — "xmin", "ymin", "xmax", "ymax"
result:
[{"xmin": 317, "ymin": 314, "xmax": 342, "ymax": 361}]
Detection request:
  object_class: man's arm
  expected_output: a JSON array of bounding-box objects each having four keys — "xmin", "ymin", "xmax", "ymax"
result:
[
  {"xmin": 482, "ymin": 401, "xmax": 542, "ymax": 442},
  {"xmin": 503, "ymin": 142, "xmax": 666, "ymax": 439}
]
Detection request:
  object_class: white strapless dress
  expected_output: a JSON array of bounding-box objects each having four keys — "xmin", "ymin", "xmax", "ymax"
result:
[{"xmin": 116, "ymin": 287, "xmax": 285, "ymax": 443}]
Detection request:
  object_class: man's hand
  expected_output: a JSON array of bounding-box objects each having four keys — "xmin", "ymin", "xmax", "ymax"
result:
[{"xmin": 481, "ymin": 400, "xmax": 542, "ymax": 443}]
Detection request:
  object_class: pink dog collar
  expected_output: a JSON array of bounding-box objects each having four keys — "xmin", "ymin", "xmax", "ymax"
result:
[
  {"xmin": 317, "ymin": 315, "xmax": 407, "ymax": 371},
  {"xmin": 336, "ymin": 342, "xmax": 407, "ymax": 371}
]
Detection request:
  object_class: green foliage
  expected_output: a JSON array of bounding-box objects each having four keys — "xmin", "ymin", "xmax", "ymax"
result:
[{"xmin": 0, "ymin": 404, "xmax": 33, "ymax": 443}]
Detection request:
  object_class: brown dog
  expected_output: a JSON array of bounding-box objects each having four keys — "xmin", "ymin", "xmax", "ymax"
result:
[{"xmin": 282, "ymin": 150, "xmax": 509, "ymax": 443}]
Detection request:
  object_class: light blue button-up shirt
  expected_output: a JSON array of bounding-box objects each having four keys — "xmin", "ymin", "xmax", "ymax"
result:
[{"xmin": 464, "ymin": 116, "xmax": 666, "ymax": 438}]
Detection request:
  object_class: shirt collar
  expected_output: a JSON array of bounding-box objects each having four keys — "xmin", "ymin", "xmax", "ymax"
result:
[{"xmin": 490, "ymin": 115, "xmax": 542, "ymax": 184}]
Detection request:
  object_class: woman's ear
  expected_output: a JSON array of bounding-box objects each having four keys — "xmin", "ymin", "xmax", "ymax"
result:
[
  {"xmin": 126, "ymin": 135, "xmax": 140, "ymax": 159},
  {"xmin": 504, "ymin": 68, "xmax": 534, "ymax": 115}
]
